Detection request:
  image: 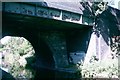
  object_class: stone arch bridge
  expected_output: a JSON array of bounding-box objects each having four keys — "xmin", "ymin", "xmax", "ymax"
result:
[{"xmin": 1, "ymin": 2, "xmax": 120, "ymax": 80}]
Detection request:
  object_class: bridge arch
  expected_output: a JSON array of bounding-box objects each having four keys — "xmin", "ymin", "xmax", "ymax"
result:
[
  {"xmin": 1, "ymin": 27, "xmax": 55, "ymax": 79},
  {"xmin": 2, "ymin": 3, "xmax": 93, "ymax": 79}
]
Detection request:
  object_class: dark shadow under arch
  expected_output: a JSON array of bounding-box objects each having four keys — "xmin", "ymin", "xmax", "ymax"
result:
[
  {"xmin": 2, "ymin": 29, "xmax": 55, "ymax": 79},
  {"xmin": 25, "ymin": 34, "xmax": 55, "ymax": 79}
]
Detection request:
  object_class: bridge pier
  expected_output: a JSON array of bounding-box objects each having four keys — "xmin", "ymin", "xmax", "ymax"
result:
[
  {"xmin": 25, "ymin": 30, "xmax": 84, "ymax": 79},
  {"xmin": 40, "ymin": 31, "xmax": 69, "ymax": 68}
]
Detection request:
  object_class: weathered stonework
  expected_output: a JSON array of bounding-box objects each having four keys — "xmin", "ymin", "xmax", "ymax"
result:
[{"xmin": 40, "ymin": 31, "xmax": 68, "ymax": 68}]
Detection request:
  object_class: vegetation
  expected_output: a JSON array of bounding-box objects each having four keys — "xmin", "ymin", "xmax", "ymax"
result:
[
  {"xmin": 78, "ymin": 57, "xmax": 118, "ymax": 78},
  {"xmin": 77, "ymin": 36, "xmax": 120, "ymax": 78},
  {"xmin": 0, "ymin": 36, "xmax": 35, "ymax": 79}
]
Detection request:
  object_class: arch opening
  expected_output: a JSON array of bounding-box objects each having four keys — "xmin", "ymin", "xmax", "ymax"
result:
[
  {"xmin": 0, "ymin": 35, "xmax": 56, "ymax": 79},
  {"xmin": 0, "ymin": 36, "xmax": 36, "ymax": 79}
]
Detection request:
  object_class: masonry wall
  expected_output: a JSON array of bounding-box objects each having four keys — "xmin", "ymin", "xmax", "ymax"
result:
[{"xmin": 84, "ymin": 6, "xmax": 120, "ymax": 64}]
